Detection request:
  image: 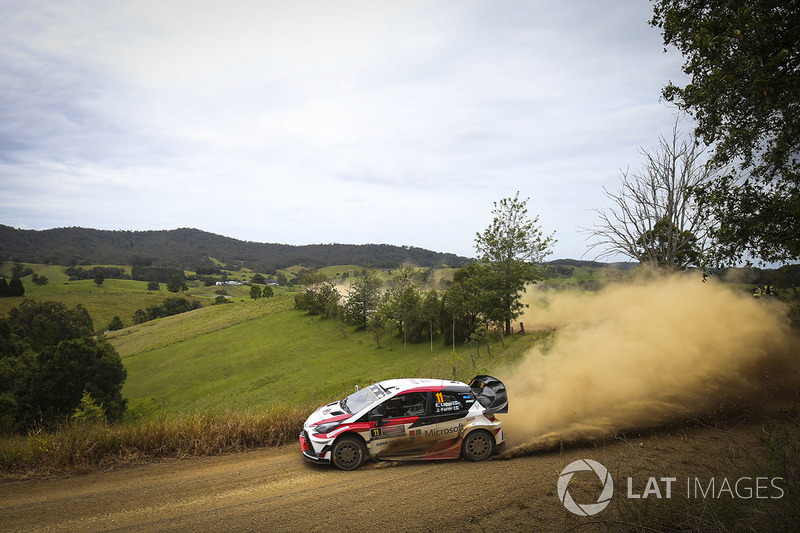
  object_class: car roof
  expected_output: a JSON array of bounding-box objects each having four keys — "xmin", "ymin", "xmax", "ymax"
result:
[{"xmin": 377, "ymin": 378, "xmax": 469, "ymax": 394}]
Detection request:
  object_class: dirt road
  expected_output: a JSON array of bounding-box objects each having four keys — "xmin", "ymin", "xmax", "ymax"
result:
[{"xmin": 0, "ymin": 421, "xmax": 780, "ymax": 532}]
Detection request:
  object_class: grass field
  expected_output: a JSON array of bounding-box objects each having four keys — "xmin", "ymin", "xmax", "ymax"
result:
[
  {"xmin": 116, "ymin": 298, "xmax": 543, "ymax": 419},
  {"xmin": 0, "ymin": 262, "xmax": 294, "ymax": 332}
]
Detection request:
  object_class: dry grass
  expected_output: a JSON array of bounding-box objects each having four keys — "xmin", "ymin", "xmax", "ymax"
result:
[{"xmin": 0, "ymin": 405, "xmax": 311, "ymax": 478}]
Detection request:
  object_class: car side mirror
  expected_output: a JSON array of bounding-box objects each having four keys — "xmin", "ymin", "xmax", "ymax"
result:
[{"xmin": 373, "ymin": 414, "xmax": 384, "ymax": 427}]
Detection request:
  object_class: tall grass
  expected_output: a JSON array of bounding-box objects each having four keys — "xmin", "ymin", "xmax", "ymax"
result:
[{"xmin": 0, "ymin": 404, "xmax": 311, "ymax": 478}]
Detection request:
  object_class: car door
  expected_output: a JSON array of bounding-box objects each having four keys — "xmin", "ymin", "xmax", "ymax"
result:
[
  {"xmin": 367, "ymin": 391, "xmax": 436, "ymax": 459},
  {"xmin": 424, "ymin": 389, "xmax": 475, "ymax": 459}
]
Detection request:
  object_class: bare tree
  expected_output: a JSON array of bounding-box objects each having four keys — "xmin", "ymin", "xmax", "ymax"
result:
[{"xmin": 584, "ymin": 122, "xmax": 716, "ymax": 271}]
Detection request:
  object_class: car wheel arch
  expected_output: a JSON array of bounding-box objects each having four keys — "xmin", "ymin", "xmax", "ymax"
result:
[
  {"xmin": 461, "ymin": 428, "xmax": 496, "ymax": 461},
  {"xmin": 330, "ymin": 432, "xmax": 368, "ymax": 471}
]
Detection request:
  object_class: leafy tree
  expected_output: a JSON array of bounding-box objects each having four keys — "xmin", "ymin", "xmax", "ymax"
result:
[
  {"xmin": 107, "ymin": 316, "xmax": 124, "ymax": 331},
  {"xmin": 380, "ymin": 267, "xmax": 426, "ymax": 348},
  {"xmin": 651, "ymin": 0, "xmax": 800, "ymax": 264},
  {"xmin": 441, "ymin": 267, "xmax": 483, "ymax": 348},
  {"xmin": 636, "ymin": 217, "xmax": 701, "ymax": 269},
  {"xmin": 342, "ymin": 269, "xmax": 382, "ymax": 328},
  {"xmin": 214, "ymin": 295, "xmax": 231, "ymax": 305},
  {"xmin": 1, "ymin": 302, "xmax": 127, "ymax": 428},
  {"xmin": 6, "ymin": 300, "xmax": 93, "ymax": 351},
  {"xmin": 474, "ymin": 192, "xmax": 555, "ymax": 334},
  {"xmin": 0, "ymin": 279, "xmax": 8, "ymax": 297},
  {"xmin": 261, "ymin": 285, "xmax": 274, "ymax": 298},
  {"xmin": 132, "ymin": 309, "xmax": 148, "ymax": 325},
  {"xmin": 31, "ymin": 337, "xmax": 127, "ymax": 422},
  {"xmin": 251, "ymin": 273, "xmax": 266, "ymax": 284},
  {"xmin": 7, "ymin": 278, "xmax": 24, "ymax": 297},
  {"xmin": 161, "ymin": 297, "xmax": 200, "ymax": 316},
  {"xmin": 10, "ymin": 262, "xmax": 30, "ymax": 279},
  {"xmin": 166, "ymin": 274, "xmax": 188, "ymax": 293},
  {"xmin": 250, "ymin": 285, "xmax": 262, "ymax": 300},
  {"xmin": 31, "ymin": 273, "xmax": 49, "ymax": 286},
  {"xmin": 93, "ymin": 272, "xmax": 105, "ymax": 286},
  {"xmin": 147, "ymin": 280, "xmax": 160, "ymax": 291},
  {"xmin": 420, "ymin": 290, "xmax": 441, "ymax": 352},
  {"xmin": 381, "ymin": 286, "xmax": 423, "ymax": 349},
  {"xmin": 584, "ymin": 125, "xmax": 711, "ymax": 271},
  {"xmin": 294, "ymin": 270, "xmax": 341, "ymax": 318}
]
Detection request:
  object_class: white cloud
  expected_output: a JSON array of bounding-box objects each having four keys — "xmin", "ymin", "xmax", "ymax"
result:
[{"xmin": 0, "ymin": 0, "xmax": 687, "ymax": 259}]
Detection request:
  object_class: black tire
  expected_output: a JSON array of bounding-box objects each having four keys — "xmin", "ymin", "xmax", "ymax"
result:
[
  {"xmin": 331, "ymin": 435, "xmax": 367, "ymax": 470},
  {"xmin": 461, "ymin": 430, "xmax": 495, "ymax": 462}
]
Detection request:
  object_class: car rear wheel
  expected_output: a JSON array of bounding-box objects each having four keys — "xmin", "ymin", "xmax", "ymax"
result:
[
  {"xmin": 331, "ymin": 435, "xmax": 366, "ymax": 470},
  {"xmin": 461, "ymin": 430, "xmax": 494, "ymax": 461}
]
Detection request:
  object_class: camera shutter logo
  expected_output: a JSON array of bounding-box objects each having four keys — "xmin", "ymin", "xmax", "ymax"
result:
[{"xmin": 557, "ymin": 459, "xmax": 614, "ymax": 516}]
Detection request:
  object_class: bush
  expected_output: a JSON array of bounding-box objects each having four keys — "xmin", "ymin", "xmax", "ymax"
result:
[
  {"xmin": 72, "ymin": 391, "xmax": 106, "ymax": 424},
  {"xmin": 108, "ymin": 316, "xmax": 123, "ymax": 331}
]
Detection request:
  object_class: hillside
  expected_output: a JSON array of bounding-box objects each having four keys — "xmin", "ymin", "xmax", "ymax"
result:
[{"xmin": 0, "ymin": 225, "xmax": 470, "ymax": 272}]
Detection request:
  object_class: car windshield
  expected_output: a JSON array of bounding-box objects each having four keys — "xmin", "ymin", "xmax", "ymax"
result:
[{"xmin": 340, "ymin": 383, "xmax": 387, "ymax": 414}]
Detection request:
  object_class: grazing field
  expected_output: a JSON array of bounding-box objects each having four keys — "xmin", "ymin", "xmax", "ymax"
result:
[{"xmin": 115, "ymin": 298, "xmax": 543, "ymax": 418}]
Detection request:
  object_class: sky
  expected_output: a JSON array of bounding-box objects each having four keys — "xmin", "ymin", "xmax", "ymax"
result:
[{"xmin": 0, "ymin": 0, "xmax": 688, "ymax": 260}]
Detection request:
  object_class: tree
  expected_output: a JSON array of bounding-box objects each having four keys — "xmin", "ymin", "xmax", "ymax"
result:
[
  {"xmin": 474, "ymin": 192, "xmax": 555, "ymax": 334},
  {"xmin": 107, "ymin": 316, "xmax": 124, "ymax": 331},
  {"xmin": 584, "ymin": 124, "xmax": 712, "ymax": 271},
  {"xmin": 147, "ymin": 280, "xmax": 160, "ymax": 291},
  {"xmin": 650, "ymin": 0, "xmax": 800, "ymax": 264},
  {"xmin": 294, "ymin": 270, "xmax": 341, "ymax": 318},
  {"xmin": 32, "ymin": 337, "xmax": 127, "ymax": 422},
  {"xmin": 1, "ymin": 301, "xmax": 127, "ymax": 428},
  {"xmin": 7, "ymin": 278, "xmax": 24, "ymax": 297},
  {"xmin": 93, "ymin": 272, "xmax": 105, "ymax": 287},
  {"xmin": 166, "ymin": 274, "xmax": 187, "ymax": 293},
  {"xmin": 342, "ymin": 269, "xmax": 382, "ymax": 328},
  {"xmin": 0, "ymin": 279, "xmax": 7, "ymax": 297},
  {"xmin": 7, "ymin": 300, "xmax": 93, "ymax": 351},
  {"xmin": 261, "ymin": 285, "xmax": 274, "ymax": 298},
  {"xmin": 419, "ymin": 290, "xmax": 441, "ymax": 352},
  {"xmin": 250, "ymin": 285, "xmax": 262, "ymax": 300},
  {"xmin": 132, "ymin": 309, "xmax": 148, "ymax": 325}
]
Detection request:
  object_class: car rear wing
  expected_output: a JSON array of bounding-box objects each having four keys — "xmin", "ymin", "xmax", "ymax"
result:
[{"xmin": 469, "ymin": 375, "xmax": 508, "ymax": 414}]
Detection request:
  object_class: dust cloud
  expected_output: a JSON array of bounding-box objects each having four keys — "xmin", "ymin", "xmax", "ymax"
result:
[{"xmin": 500, "ymin": 274, "xmax": 799, "ymax": 455}]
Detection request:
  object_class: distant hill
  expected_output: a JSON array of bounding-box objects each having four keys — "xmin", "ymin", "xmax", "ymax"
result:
[
  {"xmin": 0, "ymin": 225, "xmax": 471, "ymax": 272},
  {"xmin": 546, "ymin": 258, "xmax": 638, "ymax": 270}
]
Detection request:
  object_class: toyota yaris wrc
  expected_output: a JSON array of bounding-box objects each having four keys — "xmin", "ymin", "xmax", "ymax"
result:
[{"xmin": 299, "ymin": 375, "xmax": 507, "ymax": 470}]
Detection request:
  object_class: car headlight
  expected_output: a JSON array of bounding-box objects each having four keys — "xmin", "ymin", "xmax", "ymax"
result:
[{"xmin": 312, "ymin": 422, "xmax": 340, "ymax": 435}]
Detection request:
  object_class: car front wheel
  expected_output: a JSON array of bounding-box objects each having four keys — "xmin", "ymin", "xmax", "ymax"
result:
[
  {"xmin": 331, "ymin": 435, "xmax": 366, "ymax": 470},
  {"xmin": 461, "ymin": 430, "xmax": 494, "ymax": 461}
]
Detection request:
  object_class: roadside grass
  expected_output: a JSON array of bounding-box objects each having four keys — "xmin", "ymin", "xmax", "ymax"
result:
[{"xmin": 0, "ymin": 405, "xmax": 310, "ymax": 478}]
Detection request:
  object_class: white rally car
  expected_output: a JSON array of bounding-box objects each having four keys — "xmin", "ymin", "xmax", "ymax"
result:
[{"xmin": 299, "ymin": 375, "xmax": 507, "ymax": 470}]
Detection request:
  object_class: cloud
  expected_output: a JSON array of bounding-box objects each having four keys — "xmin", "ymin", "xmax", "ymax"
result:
[{"xmin": 0, "ymin": 0, "xmax": 686, "ymax": 259}]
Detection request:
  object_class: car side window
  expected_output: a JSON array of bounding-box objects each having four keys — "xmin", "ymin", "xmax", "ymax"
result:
[
  {"xmin": 379, "ymin": 392, "xmax": 428, "ymax": 419},
  {"xmin": 433, "ymin": 391, "xmax": 475, "ymax": 414}
]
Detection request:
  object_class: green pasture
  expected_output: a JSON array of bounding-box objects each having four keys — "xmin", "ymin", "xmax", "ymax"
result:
[
  {"xmin": 0, "ymin": 262, "xmax": 298, "ymax": 331},
  {"xmin": 118, "ymin": 303, "xmax": 541, "ymax": 420}
]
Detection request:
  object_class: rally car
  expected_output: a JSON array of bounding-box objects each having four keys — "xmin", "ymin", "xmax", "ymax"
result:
[{"xmin": 299, "ymin": 375, "xmax": 507, "ymax": 470}]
